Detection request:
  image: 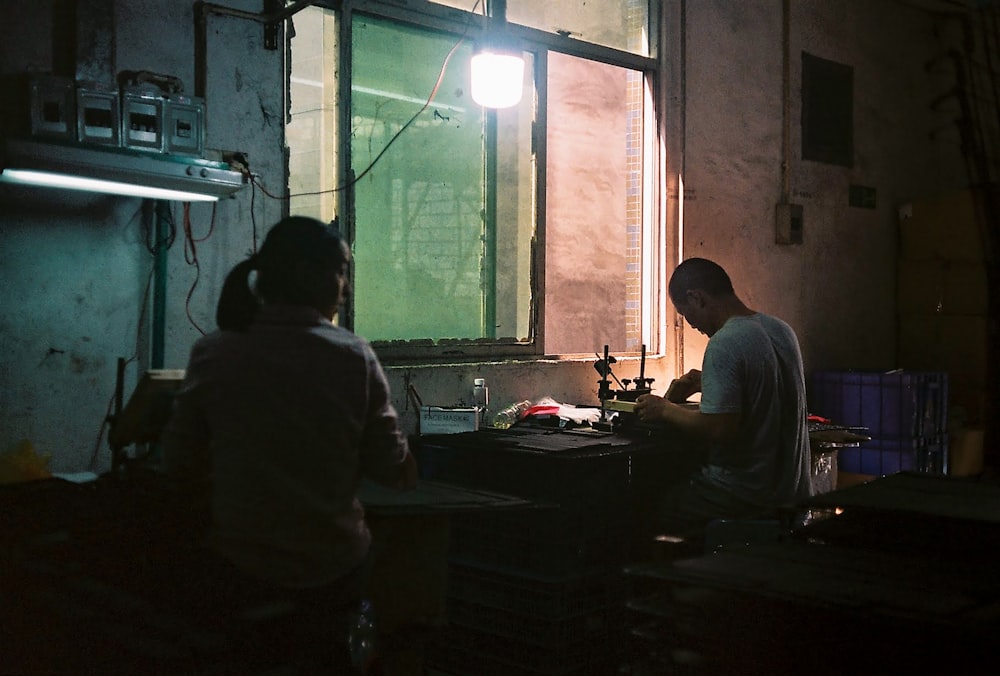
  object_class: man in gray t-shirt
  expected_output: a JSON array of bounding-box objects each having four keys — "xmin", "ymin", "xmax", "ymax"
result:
[{"xmin": 635, "ymin": 257, "xmax": 812, "ymax": 535}]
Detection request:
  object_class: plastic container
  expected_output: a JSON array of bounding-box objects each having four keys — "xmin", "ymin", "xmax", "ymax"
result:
[
  {"xmin": 493, "ymin": 400, "xmax": 531, "ymax": 429},
  {"xmin": 837, "ymin": 434, "xmax": 948, "ymax": 476},
  {"xmin": 809, "ymin": 370, "xmax": 948, "ymax": 438}
]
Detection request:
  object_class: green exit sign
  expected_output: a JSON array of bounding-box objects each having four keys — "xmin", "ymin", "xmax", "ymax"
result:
[{"xmin": 849, "ymin": 184, "xmax": 877, "ymax": 209}]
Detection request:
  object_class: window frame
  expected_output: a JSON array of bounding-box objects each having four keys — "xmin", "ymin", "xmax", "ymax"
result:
[{"xmin": 304, "ymin": 0, "xmax": 663, "ymax": 363}]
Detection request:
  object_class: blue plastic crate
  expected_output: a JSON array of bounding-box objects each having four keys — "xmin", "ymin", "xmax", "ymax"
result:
[
  {"xmin": 809, "ymin": 370, "xmax": 948, "ymax": 439},
  {"xmin": 838, "ymin": 434, "xmax": 948, "ymax": 476}
]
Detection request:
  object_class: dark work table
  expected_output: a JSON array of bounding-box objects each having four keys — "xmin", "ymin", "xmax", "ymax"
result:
[
  {"xmin": 793, "ymin": 470, "xmax": 1000, "ymax": 560},
  {"xmin": 406, "ymin": 425, "xmax": 703, "ymax": 674},
  {"xmin": 0, "ymin": 426, "xmax": 697, "ymax": 674},
  {"xmin": 623, "ymin": 471, "xmax": 1000, "ymax": 674},
  {"xmin": 414, "ymin": 424, "xmax": 700, "ymax": 502},
  {"xmin": 0, "ymin": 469, "xmax": 534, "ymax": 673},
  {"xmin": 625, "ymin": 538, "xmax": 1000, "ymax": 673},
  {"xmin": 803, "ymin": 469, "xmax": 1000, "ymax": 523},
  {"xmin": 413, "ymin": 425, "xmax": 701, "ymax": 572}
]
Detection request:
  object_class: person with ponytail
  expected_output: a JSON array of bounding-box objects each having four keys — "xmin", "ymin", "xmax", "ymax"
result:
[{"xmin": 161, "ymin": 216, "xmax": 416, "ymax": 668}]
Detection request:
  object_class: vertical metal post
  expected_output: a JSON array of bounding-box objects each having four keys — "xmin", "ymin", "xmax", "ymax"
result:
[
  {"xmin": 111, "ymin": 356, "xmax": 126, "ymax": 474},
  {"xmin": 480, "ymin": 0, "xmax": 505, "ymax": 339},
  {"xmin": 340, "ymin": 5, "xmax": 355, "ymax": 332},
  {"xmin": 483, "ymin": 109, "xmax": 498, "ymax": 339}
]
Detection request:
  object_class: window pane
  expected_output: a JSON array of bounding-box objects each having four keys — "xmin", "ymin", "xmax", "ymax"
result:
[
  {"xmin": 290, "ymin": 5, "xmax": 653, "ymax": 358},
  {"xmin": 544, "ymin": 52, "xmax": 644, "ymax": 355},
  {"xmin": 430, "ymin": 0, "xmax": 651, "ymax": 56},
  {"xmin": 350, "ymin": 15, "xmax": 534, "ymax": 345}
]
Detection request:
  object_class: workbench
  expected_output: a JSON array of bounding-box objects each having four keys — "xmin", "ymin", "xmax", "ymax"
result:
[
  {"xmin": 0, "ymin": 425, "xmax": 699, "ymax": 674},
  {"xmin": 0, "ymin": 470, "xmax": 531, "ymax": 673},
  {"xmin": 623, "ymin": 471, "xmax": 1000, "ymax": 673},
  {"xmin": 412, "ymin": 425, "xmax": 703, "ymax": 674}
]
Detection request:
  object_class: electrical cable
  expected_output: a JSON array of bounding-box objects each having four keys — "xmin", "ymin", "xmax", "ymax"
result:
[
  {"xmin": 89, "ymin": 261, "xmax": 157, "ymax": 471},
  {"xmin": 90, "ymin": 196, "xmax": 211, "ymax": 469},
  {"xmin": 251, "ymin": 0, "xmax": 483, "ymax": 202},
  {"xmin": 181, "ymin": 201, "xmax": 218, "ymax": 335},
  {"xmin": 146, "ymin": 203, "xmax": 177, "ymax": 254},
  {"xmin": 250, "ymin": 175, "xmax": 259, "ymax": 253}
]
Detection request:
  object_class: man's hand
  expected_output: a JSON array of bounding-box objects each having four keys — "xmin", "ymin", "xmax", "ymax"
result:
[
  {"xmin": 634, "ymin": 393, "xmax": 671, "ymax": 423},
  {"xmin": 665, "ymin": 369, "xmax": 702, "ymax": 403},
  {"xmin": 635, "ymin": 390, "xmax": 740, "ymax": 443}
]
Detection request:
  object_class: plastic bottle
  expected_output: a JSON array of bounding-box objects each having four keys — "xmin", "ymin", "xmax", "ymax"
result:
[
  {"xmin": 472, "ymin": 378, "xmax": 489, "ymax": 425},
  {"xmin": 493, "ymin": 400, "xmax": 531, "ymax": 429}
]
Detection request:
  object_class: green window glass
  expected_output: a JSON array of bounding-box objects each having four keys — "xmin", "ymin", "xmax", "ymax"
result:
[
  {"xmin": 351, "ymin": 16, "xmax": 485, "ymax": 341},
  {"xmin": 349, "ymin": 14, "xmax": 534, "ymax": 345},
  {"xmin": 288, "ymin": 1, "xmax": 658, "ymax": 360}
]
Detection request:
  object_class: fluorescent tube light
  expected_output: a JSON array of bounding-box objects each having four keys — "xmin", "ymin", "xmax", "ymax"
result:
[
  {"xmin": 0, "ymin": 137, "xmax": 245, "ymax": 202},
  {"xmin": 1, "ymin": 168, "xmax": 222, "ymax": 202}
]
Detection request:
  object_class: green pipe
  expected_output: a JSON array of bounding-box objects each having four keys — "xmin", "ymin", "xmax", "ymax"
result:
[{"xmin": 152, "ymin": 200, "xmax": 170, "ymax": 369}]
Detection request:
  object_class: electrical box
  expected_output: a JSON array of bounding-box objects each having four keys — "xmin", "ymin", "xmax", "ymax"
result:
[
  {"xmin": 121, "ymin": 83, "xmax": 165, "ymax": 153},
  {"xmin": 163, "ymin": 94, "xmax": 205, "ymax": 157},
  {"xmin": 849, "ymin": 184, "xmax": 877, "ymax": 209},
  {"xmin": 30, "ymin": 75, "xmax": 76, "ymax": 139},
  {"xmin": 0, "ymin": 74, "xmax": 76, "ymax": 140},
  {"xmin": 776, "ymin": 203, "xmax": 804, "ymax": 245},
  {"xmin": 76, "ymin": 82, "xmax": 120, "ymax": 146}
]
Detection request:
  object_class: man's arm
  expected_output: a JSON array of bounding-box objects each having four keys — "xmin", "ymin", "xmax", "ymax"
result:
[
  {"xmin": 664, "ymin": 369, "xmax": 702, "ymax": 403},
  {"xmin": 634, "ymin": 393, "xmax": 741, "ymax": 443}
]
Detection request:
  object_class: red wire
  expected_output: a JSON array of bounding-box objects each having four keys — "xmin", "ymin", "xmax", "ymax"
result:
[
  {"xmin": 182, "ymin": 202, "xmax": 219, "ymax": 335},
  {"xmin": 89, "ymin": 262, "xmax": 156, "ymax": 471}
]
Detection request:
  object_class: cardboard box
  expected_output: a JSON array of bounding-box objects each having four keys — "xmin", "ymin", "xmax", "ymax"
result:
[
  {"xmin": 948, "ymin": 383, "xmax": 989, "ymax": 425},
  {"xmin": 419, "ymin": 406, "xmax": 479, "ymax": 435},
  {"xmin": 949, "ymin": 427, "xmax": 985, "ymax": 477}
]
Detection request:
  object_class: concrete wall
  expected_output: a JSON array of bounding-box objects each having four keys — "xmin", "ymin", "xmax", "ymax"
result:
[
  {"xmin": 384, "ymin": 0, "xmax": 972, "ymax": 437},
  {"xmin": 677, "ymin": 0, "xmax": 967, "ymax": 378},
  {"xmin": 0, "ymin": 0, "xmax": 972, "ymax": 473},
  {"xmin": 1, "ymin": 0, "xmax": 284, "ymax": 473}
]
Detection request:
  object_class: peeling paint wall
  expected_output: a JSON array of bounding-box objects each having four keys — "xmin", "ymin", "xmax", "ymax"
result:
[
  {"xmin": 1, "ymin": 0, "xmax": 284, "ymax": 473},
  {"xmin": 0, "ymin": 0, "xmax": 973, "ymax": 473},
  {"xmin": 678, "ymin": 0, "xmax": 968, "ymax": 378}
]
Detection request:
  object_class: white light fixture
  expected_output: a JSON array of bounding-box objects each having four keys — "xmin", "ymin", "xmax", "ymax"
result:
[
  {"xmin": 471, "ymin": 49, "xmax": 525, "ymax": 109},
  {"xmin": 0, "ymin": 137, "xmax": 245, "ymax": 202},
  {"xmin": 471, "ymin": 0, "xmax": 524, "ymax": 109}
]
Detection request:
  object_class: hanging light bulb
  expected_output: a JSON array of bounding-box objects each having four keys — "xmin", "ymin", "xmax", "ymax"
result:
[
  {"xmin": 471, "ymin": 48, "xmax": 524, "ymax": 108},
  {"xmin": 470, "ymin": 0, "xmax": 524, "ymax": 109}
]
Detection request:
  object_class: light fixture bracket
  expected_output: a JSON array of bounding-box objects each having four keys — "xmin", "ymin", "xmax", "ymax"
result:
[{"xmin": 0, "ymin": 136, "xmax": 246, "ymax": 202}]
